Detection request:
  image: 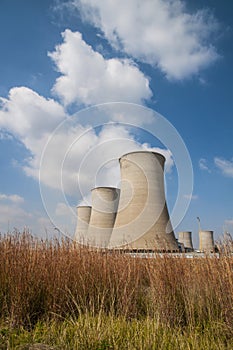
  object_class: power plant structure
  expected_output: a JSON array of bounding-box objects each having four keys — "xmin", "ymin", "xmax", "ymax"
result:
[
  {"xmin": 75, "ymin": 151, "xmax": 179, "ymax": 252},
  {"xmin": 86, "ymin": 187, "xmax": 120, "ymax": 248},
  {"xmin": 199, "ymin": 230, "xmax": 215, "ymax": 252},
  {"xmin": 109, "ymin": 151, "xmax": 178, "ymax": 251},
  {"xmin": 74, "ymin": 151, "xmax": 217, "ymax": 253},
  {"xmin": 178, "ymin": 231, "xmax": 193, "ymax": 251},
  {"xmin": 74, "ymin": 206, "xmax": 92, "ymax": 245}
]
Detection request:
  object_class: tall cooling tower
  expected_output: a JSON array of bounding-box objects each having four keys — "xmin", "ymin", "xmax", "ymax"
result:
[
  {"xmin": 199, "ymin": 230, "xmax": 215, "ymax": 252},
  {"xmin": 178, "ymin": 231, "xmax": 193, "ymax": 251},
  {"xmin": 109, "ymin": 151, "xmax": 178, "ymax": 251},
  {"xmin": 87, "ymin": 187, "xmax": 120, "ymax": 248},
  {"xmin": 74, "ymin": 206, "xmax": 92, "ymax": 245}
]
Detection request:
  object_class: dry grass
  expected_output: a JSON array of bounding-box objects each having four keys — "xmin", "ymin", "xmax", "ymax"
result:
[{"xmin": 0, "ymin": 231, "xmax": 233, "ymax": 348}]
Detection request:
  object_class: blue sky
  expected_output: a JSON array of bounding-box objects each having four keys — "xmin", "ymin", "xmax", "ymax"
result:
[{"xmin": 0, "ymin": 0, "xmax": 232, "ymax": 247}]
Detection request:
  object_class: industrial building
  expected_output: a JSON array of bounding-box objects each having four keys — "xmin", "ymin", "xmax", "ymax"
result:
[
  {"xmin": 74, "ymin": 151, "xmax": 216, "ymax": 253},
  {"xmin": 199, "ymin": 230, "xmax": 215, "ymax": 252},
  {"xmin": 109, "ymin": 151, "xmax": 178, "ymax": 251},
  {"xmin": 75, "ymin": 151, "xmax": 179, "ymax": 251},
  {"xmin": 84, "ymin": 187, "xmax": 119, "ymax": 248},
  {"xmin": 74, "ymin": 206, "xmax": 92, "ymax": 245},
  {"xmin": 178, "ymin": 231, "xmax": 193, "ymax": 252}
]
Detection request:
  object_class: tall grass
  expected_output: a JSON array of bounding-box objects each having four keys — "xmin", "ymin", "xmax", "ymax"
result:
[{"xmin": 0, "ymin": 231, "xmax": 232, "ymax": 348}]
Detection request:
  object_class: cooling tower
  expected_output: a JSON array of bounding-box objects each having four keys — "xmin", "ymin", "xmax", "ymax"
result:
[
  {"xmin": 178, "ymin": 231, "xmax": 193, "ymax": 251},
  {"xmin": 199, "ymin": 230, "xmax": 215, "ymax": 252},
  {"xmin": 74, "ymin": 206, "xmax": 92, "ymax": 245},
  {"xmin": 109, "ymin": 151, "xmax": 178, "ymax": 251},
  {"xmin": 87, "ymin": 187, "xmax": 120, "ymax": 248}
]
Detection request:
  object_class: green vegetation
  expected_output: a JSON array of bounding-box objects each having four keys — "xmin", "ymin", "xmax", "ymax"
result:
[{"xmin": 0, "ymin": 232, "xmax": 232, "ymax": 349}]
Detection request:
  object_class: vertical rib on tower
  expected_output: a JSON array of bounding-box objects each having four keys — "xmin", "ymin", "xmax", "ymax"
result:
[
  {"xmin": 87, "ymin": 187, "xmax": 120, "ymax": 248},
  {"xmin": 74, "ymin": 206, "xmax": 92, "ymax": 245},
  {"xmin": 178, "ymin": 231, "xmax": 193, "ymax": 251},
  {"xmin": 199, "ymin": 230, "xmax": 214, "ymax": 252},
  {"xmin": 109, "ymin": 151, "xmax": 178, "ymax": 251}
]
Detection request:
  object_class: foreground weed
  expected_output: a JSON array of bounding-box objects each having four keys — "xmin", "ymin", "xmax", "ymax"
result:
[{"xmin": 0, "ymin": 231, "xmax": 232, "ymax": 348}]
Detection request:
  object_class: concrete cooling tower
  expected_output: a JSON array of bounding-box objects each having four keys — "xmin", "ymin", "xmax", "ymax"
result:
[
  {"xmin": 178, "ymin": 231, "xmax": 193, "ymax": 251},
  {"xmin": 199, "ymin": 230, "xmax": 215, "ymax": 252},
  {"xmin": 74, "ymin": 206, "xmax": 92, "ymax": 245},
  {"xmin": 109, "ymin": 151, "xmax": 178, "ymax": 251},
  {"xmin": 87, "ymin": 187, "xmax": 120, "ymax": 248}
]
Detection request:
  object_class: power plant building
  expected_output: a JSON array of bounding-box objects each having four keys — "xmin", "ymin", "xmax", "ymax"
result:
[
  {"xmin": 109, "ymin": 151, "xmax": 178, "ymax": 251},
  {"xmin": 74, "ymin": 206, "xmax": 92, "ymax": 245},
  {"xmin": 75, "ymin": 151, "xmax": 200, "ymax": 252},
  {"xmin": 86, "ymin": 187, "xmax": 120, "ymax": 248},
  {"xmin": 178, "ymin": 231, "xmax": 193, "ymax": 251},
  {"xmin": 199, "ymin": 230, "xmax": 215, "ymax": 252}
]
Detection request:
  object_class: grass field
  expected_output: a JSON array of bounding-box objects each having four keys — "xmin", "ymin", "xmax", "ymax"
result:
[{"xmin": 0, "ymin": 231, "xmax": 232, "ymax": 349}]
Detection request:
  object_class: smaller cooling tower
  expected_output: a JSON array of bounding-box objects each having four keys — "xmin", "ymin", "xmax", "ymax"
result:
[
  {"xmin": 87, "ymin": 187, "xmax": 120, "ymax": 248},
  {"xmin": 199, "ymin": 230, "xmax": 215, "ymax": 252},
  {"xmin": 74, "ymin": 206, "xmax": 92, "ymax": 245},
  {"xmin": 178, "ymin": 231, "xmax": 193, "ymax": 251}
]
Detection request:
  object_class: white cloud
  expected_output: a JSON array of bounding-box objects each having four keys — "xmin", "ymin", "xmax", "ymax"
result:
[
  {"xmin": 0, "ymin": 131, "xmax": 13, "ymax": 140},
  {"xmin": 0, "ymin": 87, "xmax": 66, "ymax": 140},
  {"xmin": 0, "ymin": 202, "xmax": 61, "ymax": 238},
  {"xmin": 0, "ymin": 203, "xmax": 32, "ymax": 232},
  {"xmin": 199, "ymin": 158, "xmax": 211, "ymax": 172},
  {"xmin": 0, "ymin": 193, "xmax": 24, "ymax": 203},
  {"xmin": 49, "ymin": 29, "xmax": 152, "ymax": 105},
  {"xmin": 0, "ymin": 86, "xmax": 170, "ymax": 206},
  {"xmin": 214, "ymin": 157, "xmax": 233, "ymax": 178},
  {"xmin": 70, "ymin": 0, "xmax": 219, "ymax": 79},
  {"xmin": 55, "ymin": 202, "xmax": 73, "ymax": 217},
  {"xmin": 40, "ymin": 121, "xmax": 174, "ymax": 203},
  {"xmin": 0, "ymin": 86, "xmax": 68, "ymax": 178},
  {"xmin": 96, "ymin": 104, "xmax": 155, "ymax": 125},
  {"xmin": 39, "ymin": 122, "xmax": 98, "ymax": 193},
  {"xmin": 0, "ymin": 39, "xmax": 173, "ymax": 236}
]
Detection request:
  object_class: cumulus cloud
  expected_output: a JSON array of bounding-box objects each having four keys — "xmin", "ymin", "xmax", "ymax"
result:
[
  {"xmin": 0, "ymin": 39, "xmax": 173, "ymax": 236},
  {"xmin": 0, "ymin": 204, "xmax": 31, "ymax": 223},
  {"xmin": 70, "ymin": 0, "xmax": 219, "ymax": 79},
  {"xmin": 214, "ymin": 157, "xmax": 233, "ymax": 178},
  {"xmin": 0, "ymin": 203, "xmax": 33, "ymax": 233},
  {"xmin": 0, "ymin": 87, "xmax": 66, "ymax": 140},
  {"xmin": 49, "ymin": 29, "xmax": 152, "ymax": 105},
  {"xmin": 0, "ymin": 87, "xmax": 171, "ymax": 207},
  {"xmin": 0, "ymin": 193, "xmax": 24, "ymax": 203},
  {"xmin": 55, "ymin": 202, "xmax": 73, "ymax": 217},
  {"xmin": 199, "ymin": 158, "xmax": 211, "ymax": 172},
  {"xmin": 0, "ymin": 131, "xmax": 13, "ymax": 140},
  {"xmin": 40, "ymin": 121, "xmax": 174, "ymax": 203},
  {"xmin": 95, "ymin": 103, "xmax": 155, "ymax": 125},
  {"xmin": 0, "ymin": 86, "xmax": 68, "ymax": 178}
]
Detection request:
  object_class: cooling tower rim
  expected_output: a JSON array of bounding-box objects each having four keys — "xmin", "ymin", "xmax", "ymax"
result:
[
  {"xmin": 178, "ymin": 231, "xmax": 192, "ymax": 233},
  {"xmin": 76, "ymin": 205, "xmax": 92, "ymax": 209},
  {"xmin": 91, "ymin": 186, "xmax": 120, "ymax": 192},
  {"xmin": 119, "ymin": 150, "xmax": 166, "ymax": 161}
]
